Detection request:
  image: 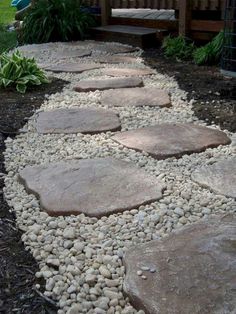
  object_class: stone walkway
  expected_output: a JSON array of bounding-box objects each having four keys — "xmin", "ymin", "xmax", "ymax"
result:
[{"xmin": 3, "ymin": 41, "xmax": 236, "ymax": 314}]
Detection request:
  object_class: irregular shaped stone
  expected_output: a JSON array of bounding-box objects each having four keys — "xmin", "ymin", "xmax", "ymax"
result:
[
  {"xmin": 18, "ymin": 158, "xmax": 165, "ymax": 217},
  {"xmin": 44, "ymin": 63, "xmax": 102, "ymax": 73},
  {"xmin": 74, "ymin": 77, "xmax": 143, "ymax": 92},
  {"xmin": 112, "ymin": 124, "xmax": 231, "ymax": 160},
  {"xmin": 101, "ymin": 87, "xmax": 171, "ymax": 108},
  {"xmin": 191, "ymin": 158, "xmax": 236, "ymax": 199},
  {"xmin": 94, "ymin": 43, "xmax": 139, "ymax": 54},
  {"xmin": 100, "ymin": 67, "xmax": 155, "ymax": 77},
  {"xmin": 124, "ymin": 214, "xmax": 236, "ymax": 314},
  {"xmin": 35, "ymin": 108, "xmax": 121, "ymax": 134},
  {"xmin": 54, "ymin": 49, "xmax": 92, "ymax": 59},
  {"xmin": 97, "ymin": 55, "xmax": 138, "ymax": 64}
]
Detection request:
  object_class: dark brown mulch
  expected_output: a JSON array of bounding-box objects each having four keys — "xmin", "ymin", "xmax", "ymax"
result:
[
  {"xmin": 142, "ymin": 49, "xmax": 236, "ymax": 133},
  {"xmin": 0, "ymin": 78, "xmax": 67, "ymax": 314}
]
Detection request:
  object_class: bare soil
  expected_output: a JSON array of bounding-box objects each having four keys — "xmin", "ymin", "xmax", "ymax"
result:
[
  {"xmin": 142, "ymin": 49, "xmax": 236, "ymax": 133},
  {"xmin": 0, "ymin": 78, "xmax": 67, "ymax": 314}
]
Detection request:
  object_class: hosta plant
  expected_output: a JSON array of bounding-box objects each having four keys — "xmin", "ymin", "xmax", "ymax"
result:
[{"xmin": 0, "ymin": 51, "xmax": 49, "ymax": 93}]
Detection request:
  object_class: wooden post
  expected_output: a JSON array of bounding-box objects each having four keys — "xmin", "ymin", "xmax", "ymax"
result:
[
  {"xmin": 179, "ymin": 0, "xmax": 192, "ymax": 36},
  {"xmin": 101, "ymin": 0, "xmax": 111, "ymax": 26}
]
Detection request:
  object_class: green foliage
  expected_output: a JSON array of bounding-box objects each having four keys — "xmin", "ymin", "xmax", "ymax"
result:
[
  {"xmin": 162, "ymin": 35, "xmax": 195, "ymax": 61},
  {"xmin": 0, "ymin": 0, "xmax": 16, "ymax": 25},
  {"xmin": 0, "ymin": 51, "xmax": 49, "ymax": 93},
  {"xmin": 193, "ymin": 31, "xmax": 224, "ymax": 65},
  {"xmin": 0, "ymin": 24, "xmax": 17, "ymax": 54},
  {"xmin": 22, "ymin": 0, "xmax": 95, "ymax": 44}
]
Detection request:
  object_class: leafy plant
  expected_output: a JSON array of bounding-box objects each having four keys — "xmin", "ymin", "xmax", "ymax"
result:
[
  {"xmin": 0, "ymin": 24, "xmax": 17, "ymax": 54},
  {"xmin": 22, "ymin": 0, "xmax": 95, "ymax": 44},
  {"xmin": 193, "ymin": 31, "xmax": 224, "ymax": 65},
  {"xmin": 0, "ymin": 51, "xmax": 49, "ymax": 93},
  {"xmin": 162, "ymin": 35, "xmax": 195, "ymax": 61}
]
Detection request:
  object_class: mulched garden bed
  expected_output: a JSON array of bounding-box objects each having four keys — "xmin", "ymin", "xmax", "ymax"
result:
[
  {"xmin": 0, "ymin": 78, "xmax": 67, "ymax": 314},
  {"xmin": 142, "ymin": 49, "xmax": 236, "ymax": 133}
]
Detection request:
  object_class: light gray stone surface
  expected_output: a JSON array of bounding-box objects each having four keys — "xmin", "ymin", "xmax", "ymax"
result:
[
  {"xmin": 44, "ymin": 63, "xmax": 102, "ymax": 73},
  {"xmin": 101, "ymin": 87, "xmax": 171, "ymax": 108},
  {"xmin": 54, "ymin": 49, "xmax": 92, "ymax": 59},
  {"xmin": 112, "ymin": 124, "xmax": 231, "ymax": 160},
  {"xmin": 100, "ymin": 68, "xmax": 155, "ymax": 77},
  {"xmin": 18, "ymin": 158, "xmax": 165, "ymax": 217},
  {"xmin": 74, "ymin": 77, "xmax": 144, "ymax": 92},
  {"xmin": 35, "ymin": 108, "xmax": 121, "ymax": 134},
  {"xmin": 191, "ymin": 158, "xmax": 236, "ymax": 199},
  {"xmin": 124, "ymin": 214, "xmax": 236, "ymax": 314}
]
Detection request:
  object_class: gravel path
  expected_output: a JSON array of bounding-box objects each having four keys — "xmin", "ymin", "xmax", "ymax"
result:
[{"xmin": 3, "ymin": 41, "xmax": 236, "ymax": 314}]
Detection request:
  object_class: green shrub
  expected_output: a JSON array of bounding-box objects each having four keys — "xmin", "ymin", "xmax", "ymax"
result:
[
  {"xmin": 193, "ymin": 31, "xmax": 224, "ymax": 65},
  {"xmin": 0, "ymin": 51, "xmax": 49, "ymax": 93},
  {"xmin": 0, "ymin": 24, "xmax": 17, "ymax": 54},
  {"xmin": 22, "ymin": 0, "xmax": 95, "ymax": 44},
  {"xmin": 162, "ymin": 35, "xmax": 195, "ymax": 61}
]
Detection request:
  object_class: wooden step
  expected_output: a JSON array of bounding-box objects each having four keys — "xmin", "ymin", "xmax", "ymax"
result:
[{"xmin": 91, "ymin": 25, "xmax": 166, "ymax": 49}]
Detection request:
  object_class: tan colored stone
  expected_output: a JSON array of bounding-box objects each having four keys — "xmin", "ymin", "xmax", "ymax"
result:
[
  {"xmin": 54, "ymin": 49, "xmax": 92, "ymax": 59},
  {"xmin": 74, "ymin": 77, "xmax": 143, "ymax": 92},
  {"xmin": 124, "ymin": 214, "xmax": 236, "ymax": 314},
  {"xmin": 100, "ymin": 67, "xmax": 155, "ymax": 77},
  {"xmin": 97, "ymin": 56, "xmax": 138, "ymax": 64},
  {"xmin": 35, "ymin": 108, "xmax": 121, "ymax": 134},
  {"xmin": 191, "ymin": 158, "xmax": 236, "ymax": 199},
  {"xmin": 18, "ymin": 158, "xmax": 165, "ymax": 217},
  {"xmin": 101, "ymin": 87, "xmax": 171, "ymax": 108},
  {"xmin": 112, "ymin": 124, "xmax": 231, "ymax": 160},
  {"xmin": 44, "ymin": 63, "xmax": 102, "ymax": 73}
]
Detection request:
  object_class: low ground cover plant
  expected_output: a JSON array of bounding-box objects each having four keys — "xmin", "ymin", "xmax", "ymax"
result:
[
  {"xmin": 22, "ymin": 0, "xmax": 95, "ymax": 44},
  {"xmin": 0, "ymin": 51, "xmax": 49, "ymax": 93},
  {"xmin": 162, "ymin": 35, "xmax": 195, "ymax": 61},
  {"xmin": 162, "ymin": 32, "xmax": 224, "ymax": 65},
  {"xmin": 0, "ymin": 24, "xmax": 17, "ymax": 54}
]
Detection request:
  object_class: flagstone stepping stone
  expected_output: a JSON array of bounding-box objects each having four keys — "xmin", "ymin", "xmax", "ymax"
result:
[
  {"xmin": 112, "ymin": 124, "xmax": 231, "ymax": 160},
  {"xmin": 100, "ymin": 67, "xmax": 155, "ymax": 77},
  {"xmin": 18, "ymin": 158, "xmax": 165, "ymax": 217},
  {"xmin": 191, "ymin": 158, "xmax": 236, "ymax": 199},
  {"xmin": 124, "ymin": 214, "xmax": 236, "ymax": 314},
  {"xmin": 97, "ymin": 55, "xmax": 138, "ymax": 64},
  {"xmin": 94, "ymin": 43, "xmax": 139, "ymax": 54},
  {"xmin": 101, "ymin": 87, "xmax": 171, "ymax": 108},
  {"xmin": 54, "ymin": 49, "xmax": 92, "ymax": 59},
  {"xmin": 74, "ymin": 77, "xmax": 143, "ymax": 92},
  {"xmin": 35, "ymin": 108, "xmax": 121, "ymax": 134},
  {"xmin": 44, "ymin": 63, "xmax": 102, "ymax": 73}
]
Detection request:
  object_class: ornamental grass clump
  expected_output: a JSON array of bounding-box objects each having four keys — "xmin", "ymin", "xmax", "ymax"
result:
[
  {"xmin": 193, "ymin": 31, "xmax": 224, "ymax": 65},
  {"xmin": 22, "ymin": 0, "xmax": 95, "ymax": 44},
  {"xmin": 0, "ymin": 51, "xmax": 49, "ymax": 93}
]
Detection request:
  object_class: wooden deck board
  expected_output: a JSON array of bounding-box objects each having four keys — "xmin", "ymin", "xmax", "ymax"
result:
[{"xmin": 112, "ymin": 9, "xmax": 176, "ymax": 20}]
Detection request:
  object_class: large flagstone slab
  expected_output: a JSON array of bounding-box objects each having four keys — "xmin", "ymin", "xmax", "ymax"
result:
[
  {"xmin": 97, "ymin": 55, "xmax": 138, "ymax": 64},
  {"xmin": 112, "ymin": 124, "xmax": 231, "ymax": 160},
  {"xmin": 101, "ymin": 87, "xmax": 171, "ymax": 108},
  {"xmin": 94, "ymin": 43, "xmax": 139, "ymax": 54},
  {"xmin": 124, "ymin": 214, "xmax": 236, "ymax": 314},
  {"xmin": 74, "ymin": 77, "xmax": 143, "ymax": 92},
  {"xmin": 54, "ymin": 49, "xmax": 92, "ymax": 59},
  {"xmin": 191, "ymin": 158, "xmax": 236, "ymax": 199},
  {"xmin": 100, "ymin": 67, "xmax": 155, "ymax": 77},
  {"xmin": 44, "ymin": 63, "xmax": 102, "ymax": 73},
  {"xmin": 35, "ymin": 108, "xmax": 121, "ymax": 134},
  {"xmin": 18, "ymin": 158, "xmax": 165, "ymax": 217}
]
